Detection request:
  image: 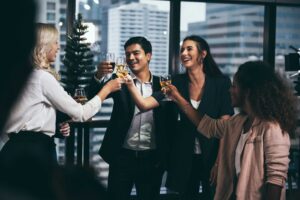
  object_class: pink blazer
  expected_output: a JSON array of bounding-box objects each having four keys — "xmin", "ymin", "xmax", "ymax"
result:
[{"xmin": 197, "ymin": 114, "xmax": 290, "ymax": 200}]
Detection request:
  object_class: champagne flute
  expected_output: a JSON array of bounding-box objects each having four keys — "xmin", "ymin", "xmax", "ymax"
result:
[
  {"xmin": 160, "ymin": 74, "xmax": 172, "ymax": 101},
  {"xmin": 115, "ymin": 56, "xmax": 128, "ymax": 78},
  {"xmin": 74, "ymin": 88, "xmax": 88, "ymax": 105}
]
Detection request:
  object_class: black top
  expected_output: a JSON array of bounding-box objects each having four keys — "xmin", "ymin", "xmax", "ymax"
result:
[
  {"xmin": 87, "ymin": 76, "xmax": 171, "ymax": 169},
  {"xmin": 166, "ymin": 73, "xmax": 234, "ymax": 193}
]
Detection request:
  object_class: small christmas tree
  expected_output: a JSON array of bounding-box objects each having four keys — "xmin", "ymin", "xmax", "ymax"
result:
[{"xmin": 60, "ymin": 13, "xmax": 95, "ymax": 95}]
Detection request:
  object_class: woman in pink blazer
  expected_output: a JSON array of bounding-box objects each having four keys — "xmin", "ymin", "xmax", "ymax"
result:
[{"xmin": 165, "ymin": 61, "xmax": 297, "ymax": 200}]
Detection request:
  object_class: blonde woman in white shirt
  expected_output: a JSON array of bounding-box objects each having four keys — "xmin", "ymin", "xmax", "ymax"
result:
[{"xmin": 0, "ymin": 23, "xmax": 122, "ymax": 166}]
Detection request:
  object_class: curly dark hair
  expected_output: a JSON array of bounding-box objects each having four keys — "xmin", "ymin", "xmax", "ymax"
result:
[{"xmin": 235, "ymin": 61, "xmax": 297, "ymax": 135}]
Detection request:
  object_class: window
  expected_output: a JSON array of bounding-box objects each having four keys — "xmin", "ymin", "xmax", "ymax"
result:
[
  {"xmin": 47, "ymin": 13, "xmax": 56, "ymax": 21},
  {"xmin": 47, "ymin": 2, "xmax": 56, "ymax": 10},
  {"xmin": 50, "ymin": 0, "xmax": 300, "ymax": 192},
  {"xmin": 275, "ymin": 6, "xmax": 300, "ymax": 73},
  {"xmin": 181, "ymin": 2, "xmax": 264, "ymax": 79},
  {"xmin": 275, "ymin": 6, "xmax": 300, "ymax": 122}
]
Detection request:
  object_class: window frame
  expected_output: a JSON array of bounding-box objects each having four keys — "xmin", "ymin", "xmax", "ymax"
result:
[{"xmin": 66, "ymin": 0, "xmax": 300, "ymax": 73}]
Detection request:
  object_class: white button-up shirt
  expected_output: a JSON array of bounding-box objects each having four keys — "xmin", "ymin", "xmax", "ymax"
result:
[
  {"xmin": 122, "ymin": 75, "xmax": 156, "ymax": 150},
  {"xmin": 3, "ymin": 69, "xmax": 102, "ymax": 137}
]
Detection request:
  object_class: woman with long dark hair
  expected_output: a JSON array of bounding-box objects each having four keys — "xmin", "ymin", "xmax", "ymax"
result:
[{"xmin": 165, "ymin": 35, "xmax": 234, "ymax": 200}]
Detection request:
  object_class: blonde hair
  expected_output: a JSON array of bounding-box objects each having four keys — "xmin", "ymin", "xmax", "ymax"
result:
[{"xmin": 31, "ymin": 23, "xmax": 60, "ymax": 80}]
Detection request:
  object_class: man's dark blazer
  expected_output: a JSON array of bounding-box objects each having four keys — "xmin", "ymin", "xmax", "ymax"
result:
[{"xmin": 87, "ymin": 75, "xmax": 171, "ymax": 169}]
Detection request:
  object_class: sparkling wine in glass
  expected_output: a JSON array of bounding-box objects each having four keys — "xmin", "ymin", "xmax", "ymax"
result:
[
  {"xmin": 116, "ymin": 56, "xmax": 128, "ymax": 78},
  {"xmin": 160, "ymin": 74, "xmax": 172, "ymax": 101},
  {"xmin": 74, "ymin": 88, "xmax": 88, "ymax": 105}
]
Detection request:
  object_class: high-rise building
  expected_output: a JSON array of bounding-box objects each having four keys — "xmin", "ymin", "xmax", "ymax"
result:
[
  {"xmin": 107, "ymin": 2, "xmax": 169, "ymax": 75},
  {"xmin": 187, "ymin": 4, "xmax": 265, "ymax": 78},
  {"xmin": 77, "ymin": 0, "xmax": 104, "ymax": 53},
  {"xmin": 101, "ymin": 0, "xmax": 139, "ymax": 53},
  {"xmin": 187, "ymin": 4, "xmax": 300, "ymax": 78}
]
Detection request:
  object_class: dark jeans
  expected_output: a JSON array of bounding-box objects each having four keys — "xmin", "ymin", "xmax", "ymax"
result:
[
  {"xmin": 180, "ymin": 154, "xmax": 214, "ymax": 200},
  {"xmin": 107, "ymin": 148, "xmax": 164, "ymax": 200}
]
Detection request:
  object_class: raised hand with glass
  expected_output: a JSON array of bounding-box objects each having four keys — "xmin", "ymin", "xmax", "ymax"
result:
[
  {"xmin": 116, "ymin": 56, "xmax": 129, "ymax": 78},
  {"xmin": 98, "ymin": 52, "xmax": 115, "ymax": 80},
  {"xmin": 160, "ymin": 74, "xmax": 172, "ymax": 101}
]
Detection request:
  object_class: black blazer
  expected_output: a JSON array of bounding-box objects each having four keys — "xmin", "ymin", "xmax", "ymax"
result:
[
  {"xmin": 87, "ymin": 76, "xmax": 171, "ymax": 168},
  {"xmin": 166, "ymin": 73, "xmax": 234, "ymax": 193}
]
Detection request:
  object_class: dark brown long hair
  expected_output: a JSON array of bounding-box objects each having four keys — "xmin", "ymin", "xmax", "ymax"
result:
[
  {"xmin": 183, "ymin": 35, "xmax": 222, "ymax": 76},
  {"xmin": 235, "ymin": 61, "xmax": 297, "ymax": 134}
]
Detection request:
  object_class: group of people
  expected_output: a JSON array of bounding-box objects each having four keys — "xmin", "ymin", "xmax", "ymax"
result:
[
  {"xmin": 99, "ymin": 35, "xmax": 234, "ymax": 200},
  {"xmin": 0, "ymin": 18, "xmax": 297, "ymax": 200}
]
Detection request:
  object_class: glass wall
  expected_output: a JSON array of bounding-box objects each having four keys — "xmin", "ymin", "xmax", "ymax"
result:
[
  {"xmin": 181, "ymin": 2, "xmax": 264, "ymax": 79},
  {"xmin": 275, "ymin": 6, "xmax": 300, "ymax": 168},
  {"xmin": 275, "ymin": 6, "xmax": 300, "ymax": 75},
  {"xmin": 77, "ymin": 0, "xmax": 170, "ymax": 75}
]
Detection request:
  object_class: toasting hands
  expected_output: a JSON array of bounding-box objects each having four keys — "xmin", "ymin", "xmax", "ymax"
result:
[
  {"xmin": 96, "ymin": 61, "xmax": 114, "ymax": 79},
  {"xmin": 97, "ymin": 78, "xmax": 124, "ymax": 101},
  {"xmin": 104, "ymin": 78, "xmax": 124, "ymax": 93},
  {"xmin": 164, "ymin": 84, "xmax": 181, "ymax": 102},
  {"xmin": 123, "ymin": 74, "xmax": 134, "ymax": 86}
]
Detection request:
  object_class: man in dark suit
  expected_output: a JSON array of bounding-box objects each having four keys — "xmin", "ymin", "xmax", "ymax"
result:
[{"xmin": 87, "ymin": 36, "xmax": 170, "ymax": 200}]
